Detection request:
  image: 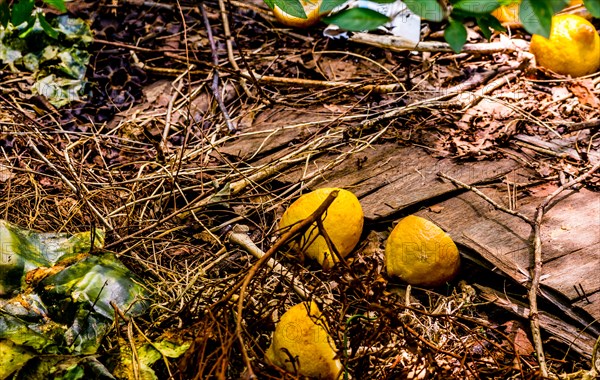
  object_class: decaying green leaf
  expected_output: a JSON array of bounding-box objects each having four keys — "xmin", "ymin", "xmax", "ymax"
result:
[
  {"xmin": 0, "ymin": 220, "xmax": 151, "ymax": 378},
  {"xmin": 113, "ymin": 336, "xmax": 191, "ymax": 380},
  {"xmin": 0, "ymin": 13, "xmax": 92, "ymax": 107}
]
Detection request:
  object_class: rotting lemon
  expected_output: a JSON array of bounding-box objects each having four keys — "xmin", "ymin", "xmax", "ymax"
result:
[
  {"xmin": 265, "ymin": 301, "xmax": 342, "ymax": 379},
  {"xmin": 530, "ymin": 14, "xmax": 600, "ymax": 77},
  {"xmin": 279, "ymin": 188, "xmax": 363, "ymax": 269},
  {"xmin": 492, "ymin": 1, "xmax": 521, "ymax": 24},
  {"xmin": 492, "ymin": 1, "xmax": 587, "ymax": 25},
  {"xmin": 272, "ymin": 0, "xmax": 322, "ymax": 28},
  {"xmin": 385, "ymin": 215, "xmax": 460, "ymax": 287}
]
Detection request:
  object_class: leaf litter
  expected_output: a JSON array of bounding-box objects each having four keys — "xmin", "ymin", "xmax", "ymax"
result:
[{"xmin": 0, "ymin": 0, "xmax": 599, "ymax": 379}]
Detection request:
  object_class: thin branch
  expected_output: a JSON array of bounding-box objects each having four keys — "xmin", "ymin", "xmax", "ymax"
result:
[
  {"xmin": 437, "ymin": 172, "xmax": 532, "ymax": 224},
  {"xmin": 439, "ymin": 162, "xmax": 600, "ymax": 378},
  {"xmin": 228, "ymin": 226, "xmax": 310, "ymax": 300},
  {"xmin": 528, "ymin": 161, "xmax": 600, "ymax": 378},
  {"xmin": 200, "ymin": 3, "xmax": 236, "ymax": 134}
]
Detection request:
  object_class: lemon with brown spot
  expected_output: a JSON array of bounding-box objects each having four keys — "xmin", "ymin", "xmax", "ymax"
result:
[
  {"xmin": 272, "ymin": 0, "xmax": 322, "ymax": 28},
  {"xmin": 279, "ymin": 188, "xmax": 363, "ymax": 269},
  {"xmin": 265, "ymin": 301, "xmax": 342, "ymax": 379},
  {"xmin": 385, "ymin": 215, "xmax": 460, "ymax": 287},
  {"xmin": 530, "ymin": 14, "xmax": 600, "ymax": 77}
]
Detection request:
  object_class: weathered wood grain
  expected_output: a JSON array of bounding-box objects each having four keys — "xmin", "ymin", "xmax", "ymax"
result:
[
  {"xmin": 414, "ymin": 186, "xmax": 600, "ymax": 321},
  {"xmin": 285, "ymin": 143, "xmax": 520, "ymax": 220},
  {"xmin": 476, "ymin": 284, "xmax": 596, "ymax": 359}
]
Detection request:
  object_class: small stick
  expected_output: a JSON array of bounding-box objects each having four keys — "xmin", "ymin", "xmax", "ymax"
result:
[
  {"xmin": 228, "ymin": 226, "xmax": 310, "ymax": 300},
  {"xmin": 437, "ymin": 172, "xmax": 532, "ymax": 224},
  {"xmin": 528, "ymin": 161, "xmax": 600, "ymax": 377},
  {"xmin": 220, "ymin": 0, "xmax": 254, "ymax": 99},
  {"xmin": 350, "ymin": 33, "xmax": 529, "ymax": 54},
  {"xmin": 28, "ymin": 140, "xmax": 112, "ymax": 230},
  {"xmin": 200, "ymin": 4, "xmax": 236, "ymax": 134},
  {"xmin": 159, "ymin": 79, "xmax": 185, "ymax": 157}
]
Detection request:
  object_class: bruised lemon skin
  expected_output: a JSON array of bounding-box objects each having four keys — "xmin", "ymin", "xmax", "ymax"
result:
[
  {"xmin": 272, "ymin": 0, "xmax": 322, "ymax": 28},
  {"xmin": 530, "ymin": 14, "xmax": 600, "ymax": 77},
  {"xmin": 279, "ymin": 188, "xmax": 363, "ymax": 269},
  {"xmin": 265, "ymin": 301, "xmax": 342, "ymax": 379},
  {"xmin": 492, "ymin": 2, "xmax": 520, "ymax": 24},
  {"xmin": 385, "ymin": 215, "xmax": 460, "ymax": 287}
]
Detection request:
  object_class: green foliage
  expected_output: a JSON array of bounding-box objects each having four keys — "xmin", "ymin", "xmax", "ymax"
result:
[
  {"xmin": 445, "ymin": 18, "xmax": 468, "ymax": 52},
  {"xmin": 583, "ymin": 0, "xmax": 600, "ymax": 17},
  {"xmin": 1, "ymin": 0, "xmax": 66, "ymax": 29},
  {"xmin": 0, "ymin": 13, "xmax": 92, "ymax": 107},
  {"xmin": 321, "ymin": 0, "xmax": 350, "ymax": 13},
  {"xmin": 404, "ymin": 0, "xmax": 446, "ymax": 21},
  {"xmin": 267, "ymin": 0, "xmax": 308, "ymax": 18},
  {"xmin": 11, "ymin": 0, "xmax": 35, "ymax": 26},
  {"xmin": 271, "ymin": 0, "xmax": 598, "ymax": 53},
  {"xmin": 323, "ymin": 8, "xmax": 390, "ymax": 31}
]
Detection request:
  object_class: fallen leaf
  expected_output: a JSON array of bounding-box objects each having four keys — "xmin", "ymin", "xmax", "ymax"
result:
[
  {"xmin": 429, "ymin": 205, "xmax": 445, "ymax": 213},
  {"xmin": 0, "ymin": 164, "xmax": 15, "ymax": 182},
  {"xmin": 569, "ymin": 80, "xmax": 600, "ymax": 107}
]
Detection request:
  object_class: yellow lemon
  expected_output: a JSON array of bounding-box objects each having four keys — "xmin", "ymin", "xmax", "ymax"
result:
[
  {"xmin": 385, "ymin": 215, "xmax": 460, "ymax": 287},
  {"xmin": 279, "ymin": 188, "xmax": 363, "ymax": 269},
  {"xmin": 492, "ymin": 1, "xmax": 521, "ymax": 24},
  {"xmin": 530, "ymin": 14, "xmax": 600, "ymax": 77},
  {"xmin": 266, "ymin": 301, "xmax": 342, "ymax": 379},
  {"xmin": 273, "ymin": 0, "xmax": 322, "ymax": 28}
]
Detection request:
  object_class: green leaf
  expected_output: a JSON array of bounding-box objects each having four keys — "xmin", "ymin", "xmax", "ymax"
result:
[
  {"xmin": 272, "ymin": 0, "xmax": 307, "ymax": 19},
  {"xmin": 367, "ymin": 0, "xmax": 398, "ymax": 3},
  {"xmin": 0, "ymin": 1, "xmax": 10, "ymax": 28},
  {"xmin": 550, "ymin": 0, "xmax": 569, "ymax": 12},
  {"xmin": 42, "ymin": 0, "xmax": 67, "ymax": 13},
  {"xmin": 322, "ymin": 8, "xmax": 389, "ymax": 31},
  {"xmin": 476, "ymin": 14, "xmax": 505, "ymax": 40},
  {"xmin": 403, "ymin": 0, "xmax": 445, "ymax": 22},
  {"xmin": 583, "ymin": 0, "xmax": 600, "ymax": 17},
  {"xmin": 263, "ymin": 0, "xmax": 275, "ymax": 8},
  {"xmin": 444, "ymin": 19, "xmax": 467, "ymax": 52},
  {"xmin": 11, "ymin": 0, "xmax": 34, "ymax": 26},
  {"xmin": 519, "ymin": 0, "xmax": 552, "ymax": 38},
  {"xmin": 453, "ymin": 0, "xmax": 500, "ymax": 14},
  {"xmin": 320, "ymin": 0, "xmax": 348, "ymax": 13},
  {"xmin": 38, "ymin": 13, "xmax": 59, "ymax": 39}
]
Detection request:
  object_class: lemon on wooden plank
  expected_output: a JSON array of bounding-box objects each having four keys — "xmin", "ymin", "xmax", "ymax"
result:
[
  {"xmin": 279, "ymin": 188, "xmax": 363, "ymax": 269},
  {"xmin": 385, "ymin": 215, "xmax": 460, "ymax": 287}
]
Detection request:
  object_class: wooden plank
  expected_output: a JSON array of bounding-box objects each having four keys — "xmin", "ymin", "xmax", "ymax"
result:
[
  {"xmin": 573, "ymin": 291, "xmax": 600, "ymax": 321},
  {"xmin": 285, "ymin": 143, "xmax": 520, "ymax": 220},
  {"xmin": 541, "ymin": 244, "xmax": 600, "ymax": 301},
  {"xmin": 414, "ymin": 186, "xmax": 600, "ymax": 321},
  {"xmin": 217, "ymin": 106, "xmax": 331, "ymax": 160},
  {"xmin": 476, "ymin": 284, "xmax": 596, "ymax": 359}
]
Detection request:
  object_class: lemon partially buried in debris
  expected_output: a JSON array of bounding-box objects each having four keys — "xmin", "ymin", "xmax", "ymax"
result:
[
  {"xmin": 530, "ymin": 14, "xmax": 600, "ymax": 77},
  {"xmin": 272, "ymin": 0, "xmax": 322, "ymax": 28},
  {"xmin": 266, "ymin": 301, "xmax": 342, "ymax": 379},
  {"xmin": 279, "ymin": 188, "xmax": 363, "ymax": 269},
  {"xmin": 385, "ymin": 215, "xmax": 460, "ymax": 287}
]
